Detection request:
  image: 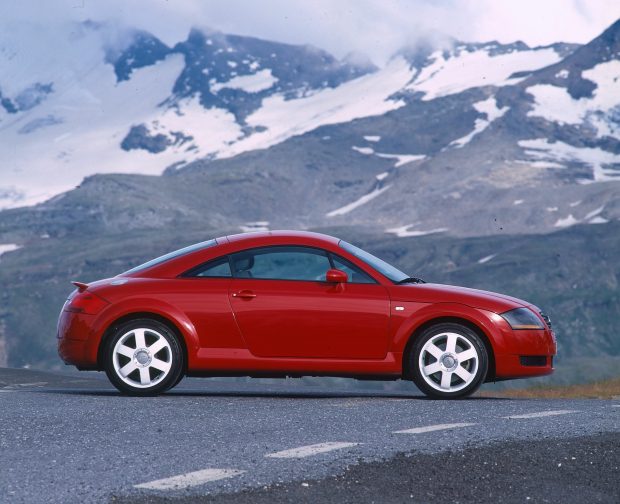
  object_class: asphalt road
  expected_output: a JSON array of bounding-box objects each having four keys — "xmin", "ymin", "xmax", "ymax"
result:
[{"xmin": 1, "ymin": 368, "xmax": 618, "ymax": 503}]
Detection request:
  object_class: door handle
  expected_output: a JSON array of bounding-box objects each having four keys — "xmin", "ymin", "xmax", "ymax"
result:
[{"xmin": 232, "ymin": 290, "xmax": 257, "ymax": 299}]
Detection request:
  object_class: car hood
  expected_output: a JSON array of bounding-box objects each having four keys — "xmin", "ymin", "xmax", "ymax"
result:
[{"xmin": 389, "ymin": 283, "xmax": 530, "ymax": 314}]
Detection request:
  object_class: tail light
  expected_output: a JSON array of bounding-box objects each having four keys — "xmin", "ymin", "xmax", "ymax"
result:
[{"xmin": 64, "ymin": 290, "xmax": 109, "ymax": 314}]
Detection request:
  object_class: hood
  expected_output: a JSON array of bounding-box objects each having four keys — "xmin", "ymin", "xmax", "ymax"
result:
[{"xmin": 390, "ymin": 283, "xmax": 529, "ymax": 314}]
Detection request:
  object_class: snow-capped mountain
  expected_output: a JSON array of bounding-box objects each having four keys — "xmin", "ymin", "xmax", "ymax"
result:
[
  {"xmin": 0, "ymin": 21, "xmax": 375, "ymax": 207},
  {"xmin": 1, "ymin": 19, "xmax": 620, "ymax": 238},
  {"xmin": 3, "ymin": 18, "xmax": 618, "ymax": 240},
  {"xmin": 4, "ymin": 19, "xmax": 617, "ymax": 215}
]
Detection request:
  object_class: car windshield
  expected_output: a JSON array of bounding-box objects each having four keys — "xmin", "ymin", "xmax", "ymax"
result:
[
  {"xmin": 339, "ymin": 240, "xmax": 409, "ymax": 283},
  {"xmin": 123, "ymin": 239, "xmax": 217, "ymax": 274}
]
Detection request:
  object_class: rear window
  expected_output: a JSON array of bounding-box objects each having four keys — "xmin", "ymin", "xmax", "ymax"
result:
[{"xmin": 123, "ymin": 239, "xmax": 217, "ymax": 274}]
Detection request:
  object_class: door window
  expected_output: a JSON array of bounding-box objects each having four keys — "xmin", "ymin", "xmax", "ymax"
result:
[
  {"xmin": 231, "ymin": 247, "xmax": 331, "ymax": 281},
  {"xmin": 331, "ymin": 255, "xmax": 376, "ymax": 284}
]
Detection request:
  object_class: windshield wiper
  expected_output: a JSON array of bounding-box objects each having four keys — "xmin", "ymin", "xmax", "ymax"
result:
[{"xmin": 396, "ymin": 277, "xmax": 426, "ymax": 285}]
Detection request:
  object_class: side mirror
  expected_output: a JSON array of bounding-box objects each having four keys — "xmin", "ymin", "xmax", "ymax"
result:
[{"xmin": 326, "ymin": 268, "xmax": 348, "ymax": 283}]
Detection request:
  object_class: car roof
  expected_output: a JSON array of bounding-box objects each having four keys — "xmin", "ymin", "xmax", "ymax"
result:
[{"xmin": 224, "ymin": 230, "xmax": 340, "ymax": 246}]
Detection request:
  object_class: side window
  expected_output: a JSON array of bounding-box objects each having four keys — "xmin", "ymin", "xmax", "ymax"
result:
[
  {"xmin": 231, "ymin": 247, "xmax": 331, "ymax": 281},
  {"xmin": 189, "ymin": 257, "xmax": 232, "ymax": 278},
  {"xmin": 331, "ymin": 255, "xmax": 376, "ymax": 284}
]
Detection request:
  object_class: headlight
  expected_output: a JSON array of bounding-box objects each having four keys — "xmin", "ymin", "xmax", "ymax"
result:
[{"xmin": 500, "ymin": 308, "xmax": 544, "ymax": 330}]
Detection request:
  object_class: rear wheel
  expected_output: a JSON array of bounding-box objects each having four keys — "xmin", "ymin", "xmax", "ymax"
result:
[
  {"xmin": 104, "ymin": 319, "xmax": 184, "ymax": 396},
  {"xmin": 410, "ymin": 323, "xmax": 488, "ymax": 399}
]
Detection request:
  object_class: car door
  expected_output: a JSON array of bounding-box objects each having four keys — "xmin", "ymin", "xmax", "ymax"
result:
[
  {"xmin": 176, "ymin": 256, "xmax": 246, "ymax": 350},
  {"xmin": 228, "ymin": 245, "xmax": 390, "ymax": 359}
]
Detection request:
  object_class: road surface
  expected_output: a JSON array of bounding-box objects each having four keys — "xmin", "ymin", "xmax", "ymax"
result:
[{"xmin": 0, "ymin": 368, "xmax": 618, "ymax": 503}]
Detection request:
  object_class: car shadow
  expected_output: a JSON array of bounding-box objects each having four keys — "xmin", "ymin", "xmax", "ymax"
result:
[{"xmin": 33, "ymin": 387, "xmax": 511, "ymax": 400}]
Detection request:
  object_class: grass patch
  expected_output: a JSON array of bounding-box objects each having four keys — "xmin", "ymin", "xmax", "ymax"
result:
[{"xmin": 482, "ymin": 377, "xmax": 620, "ymax": 400}]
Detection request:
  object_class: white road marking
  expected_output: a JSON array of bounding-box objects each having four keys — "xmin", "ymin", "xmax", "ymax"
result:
[
  {"xmin": 1, "ymin": 382, "xmax": 48, "ymax": 390},
  {"xmin": 394, "ymin": 422, "xmax": 476, "ymax": 434},
  {"xmin": 504, "ymin": 409, "xmax": 579, "ymax": 419},
  {"xmin": 265, "ymin": 442, "xmax": 359, "ymax": 459},
  {"xmin": 134, "ymin": 468, "xmax": 245, "ymax": 490}
]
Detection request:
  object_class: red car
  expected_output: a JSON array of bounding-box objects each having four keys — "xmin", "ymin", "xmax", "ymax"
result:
[{"xmin": 58, "ymin": 231, "xmax": 556, "ymax": 398}]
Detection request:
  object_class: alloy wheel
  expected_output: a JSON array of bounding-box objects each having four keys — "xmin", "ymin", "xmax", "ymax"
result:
[
  {"xmin": 418, "ymin": 331, "xmax": 480, "ymax": 393},
  {"xmin": 112, "ymin": 327, "xmax": 173, "ymax": 389}
]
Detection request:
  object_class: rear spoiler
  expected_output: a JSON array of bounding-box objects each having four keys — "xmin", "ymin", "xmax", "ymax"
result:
[{"xmin": 71, "ymin": 281, "xmax": 89, "ymax": 293}]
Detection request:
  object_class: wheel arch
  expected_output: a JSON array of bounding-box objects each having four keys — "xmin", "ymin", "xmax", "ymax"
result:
[
  {"xmin": 401, "ymin": 316, "xmax": 496, "ymax": 382},
  {"xmin": 97, "ymin": 312, "xmax": 189, "ymax": 372}
]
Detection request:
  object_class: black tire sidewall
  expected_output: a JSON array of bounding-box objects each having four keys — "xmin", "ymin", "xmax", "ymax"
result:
[
  {"xmin": 410, "ymin": 323, "xmax": 488, "ymax": 399},
  {"xmin": 104, "ymin": 318, "xmax": 184, "ymax": 396}
]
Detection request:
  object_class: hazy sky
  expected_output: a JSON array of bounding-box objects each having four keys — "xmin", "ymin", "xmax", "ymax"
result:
[{"xmin": 3, "ymin": 0, "xmax": 620, "ymax": 64}]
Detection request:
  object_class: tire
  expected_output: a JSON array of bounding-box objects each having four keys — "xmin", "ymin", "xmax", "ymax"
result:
[
  {"xmin": 410, "ymin": 323, "xmax": 488, "ymax": 399},
  {"xmin": 104, "ymin": 318, "xmax": 184, "ymax": 396},
  {"xmin": 172, "ymin": 372, "xmax": 185, "ymax": 388}
]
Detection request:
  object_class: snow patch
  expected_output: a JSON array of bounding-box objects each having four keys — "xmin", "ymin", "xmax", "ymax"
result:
[
  {"xmin": 513, "ymin": 199, "xmax": 524, "ymax": 205},
  {"xmin": 478, "ymin": 254, "xmax": 497, "ymax": 264},
  {"xmin": 363, "ymin": 135, "xmax": 381, "ymax": 142},
  {"xmin": 589, "ymin": 216, "xmax": 609, "ymax": 224},
  {"xmin": 450, "ymin": 97, "xmax": 509, "ymax": 148},
  {"xmin": 149, "ymin": 96, "xmax": 242, "ymax": 154},
  {"xmin": 211, "ymin": 69, "xmax": 278, "ymax": 93},
  {"xmin": 352, "ymin": 146, "xmax": 374, "ymax": 155},
  {"xmin": 0, "ymin": 244, "xmax": 21, "ymax": 260},
  {"xmin": 407, "ymin": 47, "xmax": 561, "ymax": 101},
  {"xmin": 385, "ymin": 224, "xmax": 448, "ymax": 237},
  {"xmin": 527, "ymin": 84, "xmax": 585, "ymax": 124},
  {"xmin": 554, "ymin": 214, "xmax": 578, "ymax": 228},
  {"xmin": 376, "ymin": 172, "xmax": 389, "ymax": 181},
  {"xmin": 518, "ymin": 139, "xmax": 620, "ymax": 183},
  {"xmin": 375, "ymin": 153, "xmax": 425, "ymax": 167},
  {"xmin": 527, "ymin": 61, "xmax": 620, "ymax": 137},
  {"xmin": 327, "ymin": 185, "xmax": 391, "ymax": 217},
  {"xmin": 584, "ymin": 206, "xmax": 604, "ymax": 220}
]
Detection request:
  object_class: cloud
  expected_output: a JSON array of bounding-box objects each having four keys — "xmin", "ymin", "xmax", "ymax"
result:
[{"xmin": 1, "ymin": 0, "xmax": 619, "ymax": 64}]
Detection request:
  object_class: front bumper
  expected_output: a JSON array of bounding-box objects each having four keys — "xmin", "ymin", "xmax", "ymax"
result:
[
  {"xmin": 490, "ymin": 311, "xmax": 557, "ymax": 380},
  {"xmin": 494, "ymin": 353, "xmax": 554, "ymax": 380}
]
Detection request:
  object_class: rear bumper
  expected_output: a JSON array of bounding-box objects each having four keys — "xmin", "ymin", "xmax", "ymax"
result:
[{"xmin": 57, "ymin": 310, "xmax": 99, "ymax": 369}]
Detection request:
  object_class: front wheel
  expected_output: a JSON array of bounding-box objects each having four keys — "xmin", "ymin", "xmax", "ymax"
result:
[
  {"xmin": 104, "ymin": 319, "xmax": 184, "ymax": 396},
  {"xmin": 410, "ymin": 323, "xmax": 488, "ymax": 399}
]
